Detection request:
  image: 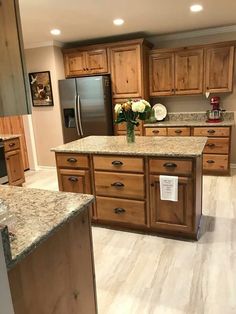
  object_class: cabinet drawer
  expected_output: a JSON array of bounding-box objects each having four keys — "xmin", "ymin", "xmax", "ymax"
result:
[
  {"xmin": 93, "ymin": 156, "xmax": 144, "ymax": 173},
  {"xmin": 4, "ymin": 138, "xmax": 20, "ymax": 152},
  {"xmin": 149, "ymin": 158, "xmax": 193, "ymax": 176},
  {"xmin": 167, "ymin": 127, "xmax": 191, "ymax": 136},
  {"xmin": 145, "ymin": 127, "xmax": 167, "ymax": 136},
  {"xmin": 94, "ymin": 171, "xmax": 145, "ymax": 200},
  {"xmin": 203, "ymin": 138, "xmax": 229, "ymax": 154},
  {"xmin": 193, "ymin": 127, "xmax": 230, "ymax": 137},
  {"xmin": 203, "ymin": 154, "xmax": 228, "ymax": 172},
  {"xmin": 96, "ymin": 196, "xmax": 146, "ymax": 225},
  {"xmin": 56, "ymin": 153, "xmax": 89, "ymax": 169}
]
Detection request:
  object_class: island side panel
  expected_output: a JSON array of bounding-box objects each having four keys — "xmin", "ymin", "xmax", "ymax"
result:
[{"xmin": 8, "ymin": 208, "xmax": 97, "ymax": 314}]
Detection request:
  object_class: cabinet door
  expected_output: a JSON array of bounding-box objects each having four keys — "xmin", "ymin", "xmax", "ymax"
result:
[
  {"xmin": 149, "ymin": 53, "xmax": 174, "ymax": 96},
  {"xmin": 64, "ymin": 52, "xmax": 87, "ymax": 77},
  {"xmin": 5, "ymin": 150, "xmax": 25, "ymax": 186},
  {"xmin": 175, "ymin": 49, "xmax": 203, "ymax": 94},
  {"xmin": 110, "ymin": 45, "xmax": 142, "ymax": 98},
  {"xmin": 58, "ymin": 169, "xmax": 91, "ymax": 194},
  {"xmin": 86, "ymin": 49, "xmax": 108, "ymax": 74},
  {"xmin": 150, "ymin": 175, "xmax": 193, "ymax": 233},
  {"xmin": 205, "ymin": 46, "xmax": 235, "ymax": 93}
]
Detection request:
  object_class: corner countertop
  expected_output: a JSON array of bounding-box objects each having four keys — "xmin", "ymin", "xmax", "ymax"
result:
[
  {"xmin": 51, "ymin": 135, "xmax": 208, "ymax": 158},
  {"xmin": 0, "ymin": 186, "xmax": 94, "ymax": 270},
  {"xmin": 0, "ymin": 134, "xmax": 21, "ymax": 141},
  {"xmin": 144, "ymin": 119, "xmax": 234, "ymax": 127}
]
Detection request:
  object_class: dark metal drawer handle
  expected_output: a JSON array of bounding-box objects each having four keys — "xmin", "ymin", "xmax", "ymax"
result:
[
  {"xmin": 68, "ymin": 176, "xmax": 78, "ymax": 182},
  {"xmin": 152, "ymin": 130, "xmax": 159, "ymax": 134},
  {"xmin": 114, "ymin": 207, "xmax": 126, "ymax": 214},
  {"xmin": 163, "ymin": 162, "xmax": 177, "ymax": 168},
  {"xmin": 112, "ymin": 160, "xmax": 123, "ymax": 166},
  {"xmin": 206, "ymin": 143, "xmax": 215, "ymax": 148},
  {"xmin": 207, "ymin": 129, "xmax": 215, "ymax": 134},
  {"xmin": 67, "ymin": 158, "xmax": 77, "ymax": 163},
  {"xmin": 175, "ymin": 129, "xmax": 182, "ymax": 134},
  {"xmin": 9, "ymin": 143, "xmax": 16, "ymax": 147},
  {"xmin": 111, "ymin": 182, "xmax": 124, "ymax": 187},
  {"xmin": 206, "ymin": 160, "xmax": 215, "ymax": 164}
]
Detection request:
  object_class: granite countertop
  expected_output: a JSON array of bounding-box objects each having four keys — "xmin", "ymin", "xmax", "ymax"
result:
[
  {"xmin": 51, "ymin": 135, "xmax": 208, "ymax": 157},
  {"xmin": 0, "ymin": 134, "xmax": 21, "ymax": 141},
  {"xmin": 144, "ymin": 111, "xmax": 235, "ymax": 127},
  {"xmin": 0, "ymin": 186, "xmax": 94, "ymax": 270}
]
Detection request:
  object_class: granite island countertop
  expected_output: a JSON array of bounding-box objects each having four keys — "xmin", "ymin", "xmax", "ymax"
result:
[
  {"xmin": 0, "ymin": 186, "xmax": 94, "ymax": 269},
  {"xmin": 51, "ymin": 135, "xmax": 208, "ymax": 158}
]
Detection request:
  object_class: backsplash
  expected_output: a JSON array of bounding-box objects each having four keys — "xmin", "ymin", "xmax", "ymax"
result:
[{"xmin": 165, "ymin": 111, "xmax": 234, "ymax": 122}]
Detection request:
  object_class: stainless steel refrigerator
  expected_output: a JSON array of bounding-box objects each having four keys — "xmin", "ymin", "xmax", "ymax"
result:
[{"xmin": 58, "ymin": 75, "xmax": 113, "ymax": 143}]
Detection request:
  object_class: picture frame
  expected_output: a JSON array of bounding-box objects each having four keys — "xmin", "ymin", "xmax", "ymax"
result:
[{"xmin": 28, "ymin": 71, "xmax": 54, "ymax": 107}]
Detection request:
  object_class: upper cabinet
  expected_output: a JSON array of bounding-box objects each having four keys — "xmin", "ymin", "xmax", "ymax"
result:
[
  {"xmin": 204, "ymin": 45, "xmax": 235, "ymax": 93},
  {"xmin": 149, "ymin": 43, "xmax": 235, "ymax": 97},
  {"xmin": 63, "ymin": 48, "xmax": 108, "ymax": 77},
  {"xmin": 0, "ymin": 0, "xmax": 31, "ymax": 116}
]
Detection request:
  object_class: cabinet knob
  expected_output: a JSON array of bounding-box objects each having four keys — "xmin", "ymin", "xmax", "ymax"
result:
[
  {"xmin": 175, "ymin": 129, "xmax": 182, "ymax": 134},
  {"xmin": 112, "ymin": 160, "xmax": 123, "ymax": 166},
  {"xmin": 152, "ymin": 130, "xmax": 159, "ymax": 134},
  {"xmin": 67, "ymin": 158, "xmax": 77, "ymax": 163},
  {"xmin": 163, "ymin": 162, "xmax": 177, "ymax": 168},
  {"xmin": 207, "ymin": 129, "xmax": 215, "ymax": 134},
  {"xmin": 68, "ymin": 176, "xmax": 78, "ymax": 182},
  {"xmin": 9, "ymin": 143, "xmax": 15, "ymax": 147},
  {"xmin": 206, "ymin": 143, "xmax": 215, "ymax": 148},
  {"xmin": 111, "ymin": 182, "xmax": 124, "ymax": 188},
  {"xmin": 206, "ymin": 160, "xmax": 215, "ymax": 164},
  {"xmin": 114, "ymin": 207, "xmax": 126, "ymax": 214}
]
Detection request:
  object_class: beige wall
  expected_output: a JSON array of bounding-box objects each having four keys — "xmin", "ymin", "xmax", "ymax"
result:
[
  {"xmin": 25, "ymin": 46, "xmax": 65, "ymax": 166},
  {"xmin": 148, "ymin": 32, "xmax": 236, "ymax": 163}
]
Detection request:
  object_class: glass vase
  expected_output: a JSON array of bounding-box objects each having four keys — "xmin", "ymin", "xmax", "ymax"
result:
[{"xmin": 126, "ymin": 122, "xmax": 135, "ymax": 143}]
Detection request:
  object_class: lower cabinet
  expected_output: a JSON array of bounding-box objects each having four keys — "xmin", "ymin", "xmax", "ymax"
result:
[
  {"xmin": 5, "ymin": 149, "xmax": 25, "ymax": 186},
  {"xmin": 58, "ymin": 169, "xmax": 91, "ymax": 193},
  {"xmin": 150, "ymin": 175, "xmax": 193, "ymax": 233}
]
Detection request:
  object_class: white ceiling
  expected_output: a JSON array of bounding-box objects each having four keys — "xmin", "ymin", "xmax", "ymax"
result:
[{"xmin": 19, "ymin": 0, "xmax": 236, "ymax": 47}]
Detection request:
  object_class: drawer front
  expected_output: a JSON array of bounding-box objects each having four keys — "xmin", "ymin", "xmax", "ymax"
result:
[
  {"xmin": 4, "ymin": 138, "xmax": 20, "ymax": 152},
  {"xmin": 93, "ymin": 156, "xmax": 144, "ymax": 173},
  {"xmin": 167, "ymin": 127, "xmax": 191, "ymax": 136},
  {"xmin": 203, "ymin": 138, "xmax": 229, "ymax": 154},
  {"xmin": 96, "ymin": 196, "xmax": 146, "ymax": 225},
  {"xmin": 145, "ymin": 127, "xmax": 167, "ymax": 136},
  {"xmin": 95, "ymin": 171, "xmax": 145, "ymax": 200},
  {"xmin": 149, "ymin": 158, "xmax": 193, "ymax": 175},
  {"xmin": 203, "ymin": 154, "xmax": 228, "ymax": 172},
  {"xmin": 56, "ymin": 153, "xmax": 89, "ymax": 169},
  {"xmin": 193, "ymin": 127, "xmax": 230, "ymax": 137}
]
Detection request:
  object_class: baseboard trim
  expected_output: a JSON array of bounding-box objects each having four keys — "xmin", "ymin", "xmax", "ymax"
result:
[
  {"xmin": 230, "ymin": 163, "xmax": 236, "ymax": 169},
  {"xmin": 37, "ymin": 166, "xmax": 57, "ymax": 170}
]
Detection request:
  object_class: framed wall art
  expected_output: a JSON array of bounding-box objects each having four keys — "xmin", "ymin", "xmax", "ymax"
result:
[{"xmin": 28, "ymin": 71, "xmax": 54, "ymax": 107}]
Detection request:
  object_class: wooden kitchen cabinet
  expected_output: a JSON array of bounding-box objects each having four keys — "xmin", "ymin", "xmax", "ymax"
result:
[
  {"xmin": 204, "ymin": 45, "xmax": 235, "ymax": 93},
  {"xmin": 149, "ymin": 52, "xmax": 174, "ymax": 96},
  {"xmin": 58, "ymin": 169, "xmax": 91, "ymax": 194},
  {"xmin": 64, "ymin": 48, "xmax": 108, "ymax": 77},
  {"xmin": 150, "ymin": 175, "xmax": 194, "ymax": 233}
]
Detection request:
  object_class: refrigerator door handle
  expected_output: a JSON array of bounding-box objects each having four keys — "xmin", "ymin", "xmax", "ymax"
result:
[
  {"xmin": 74, "ymin": 94, "xmax": 81, "ymax": 136},
  {"xmin": 77, "ymin": 95, "xmax": 84, "ymax": 137}
]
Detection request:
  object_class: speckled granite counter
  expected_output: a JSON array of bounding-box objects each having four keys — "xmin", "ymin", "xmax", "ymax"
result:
[
  {"xmin": 0, "ymin": 186, "xmax": 94, "ymax": 269},
  {"xmin": 51, "ymin": 135, "xmax": 207, "ymax": 157},
  {"xmin": 0, "ymin": 134, "xmax": 21, "ymax": 141},
  {"xmin": 144, "ymin": 111, "xmax": 235, "ymax": 127}
]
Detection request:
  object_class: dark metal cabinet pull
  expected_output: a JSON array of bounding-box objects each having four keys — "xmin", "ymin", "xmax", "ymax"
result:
[
  {"xmin": 152, "ymin": 130, "xmax": 159, "ymax": 134},
  {"xmin": 163, "ymin": 162, "xmax": 177, "ymax": 168},
  {"xmin": 67, "ymin": 158, "xmax": 77, "ymax": 163},
  {"xmin": 68, "ymin": 176, "xmax": 78, "ymax": 182},
  {"xmin": 114, "ymin": 208, "xmax": 126, "ymax": 214},
  {"xmin": 206, "ymin": 160, "xmax": 215, "ymax": 164},
  {"xmin": 207, "ymin": 129, "xmax": 215, "ymax": 134},
  {"xmin": 206, "ymin": 143, "xmax": 215, "ymax": 148},
  {"xmin": 9, "ymin": 143, "xmax": 15, "ymax": 147},
  {"xmin": 175, "ymin": 129, "xmax": 182, "ymax": 134},
  {"xmin": 112, "ymin": 160, "xmax": 123, "ymax": 166},
  {"xmin": 111, "ymin": 182, "xmax": 124, "ymax": 187}
]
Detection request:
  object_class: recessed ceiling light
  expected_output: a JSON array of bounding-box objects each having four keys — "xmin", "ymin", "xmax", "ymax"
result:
[
  {"xmin": 113, "ymin": 19, "xmax": 124, "ymax": 26},
  {"xmin": 190, "ymin": 4, "xmax": 203, "ymax": 12},
  {"xmin": 50, "ymin": 29, "xmax": 61, "ymax": 35}
]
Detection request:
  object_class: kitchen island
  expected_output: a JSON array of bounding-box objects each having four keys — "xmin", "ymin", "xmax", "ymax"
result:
[
  {"xmin": 0, "ymin": 186, "xmax": 97, "ymax": 314},
  {"xmin": 52, "ymin": 136, "xmax": 207, "ymax": 240}
]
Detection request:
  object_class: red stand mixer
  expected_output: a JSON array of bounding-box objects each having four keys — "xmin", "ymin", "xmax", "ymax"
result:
[{"xmin": 206, "ymin": 96, "xmax": 223, "ymax": 123}]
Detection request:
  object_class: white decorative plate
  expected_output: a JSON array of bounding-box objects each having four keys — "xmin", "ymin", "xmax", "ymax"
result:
[{"xmin": 153, "ymin": 103, "xmax": 167, "ymax": 121}]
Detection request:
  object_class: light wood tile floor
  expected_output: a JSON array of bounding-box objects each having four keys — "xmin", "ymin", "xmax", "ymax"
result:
[{"xmin": 24, "ymin": 168, "xmax": 236, "ymax": 314}]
